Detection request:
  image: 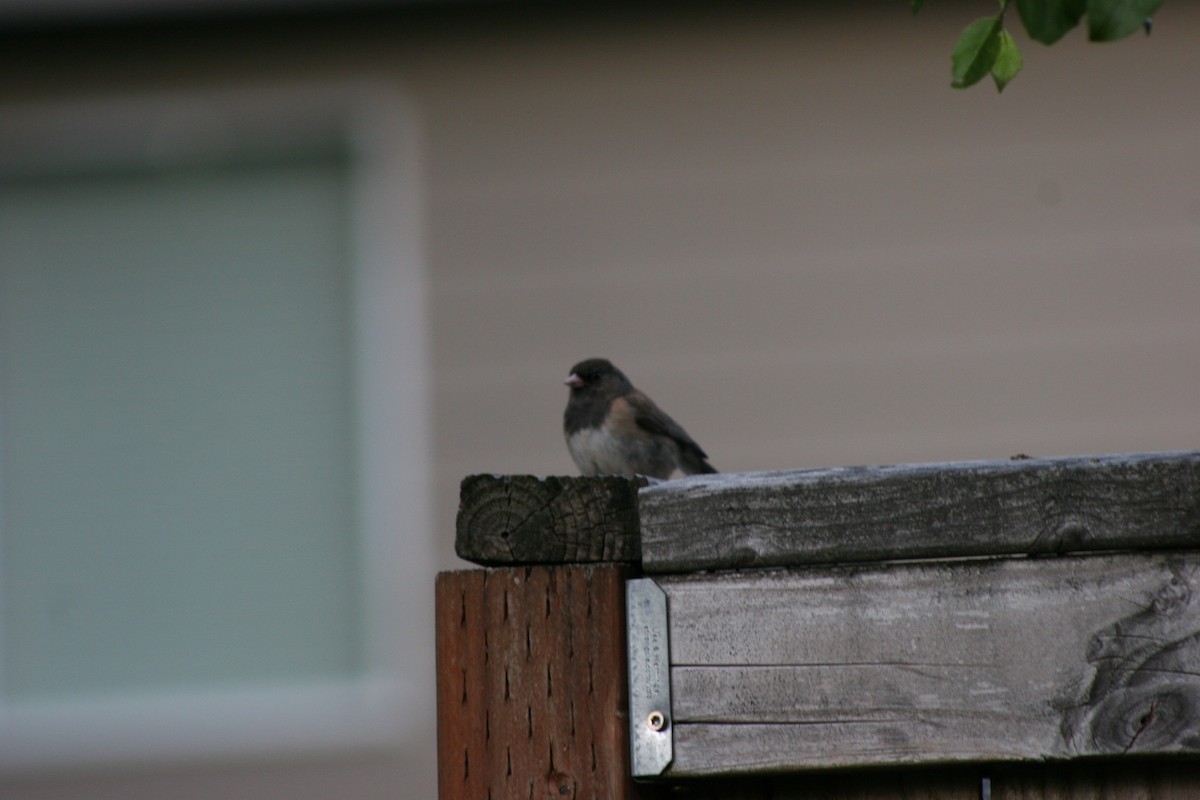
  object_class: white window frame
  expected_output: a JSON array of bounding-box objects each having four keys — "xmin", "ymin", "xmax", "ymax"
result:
[{"xmin": 0, "ymin": 82, "xmax": 432, "ymax": 770}]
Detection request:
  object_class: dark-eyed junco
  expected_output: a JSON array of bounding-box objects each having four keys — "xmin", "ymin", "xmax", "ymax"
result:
[{"xmin": 563, "ymin": 358, "xmax": 716, "ymax": 479}]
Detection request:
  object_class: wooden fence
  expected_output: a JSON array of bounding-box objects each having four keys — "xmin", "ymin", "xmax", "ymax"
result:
[{"xmin": 437, "ymin": 451, "xmax": 1200, "ymax": 799}]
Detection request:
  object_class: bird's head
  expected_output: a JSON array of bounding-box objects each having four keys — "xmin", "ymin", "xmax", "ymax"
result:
[{"xmin": 564, "ymin": 358, "xmax": 633, "ymax": 395}]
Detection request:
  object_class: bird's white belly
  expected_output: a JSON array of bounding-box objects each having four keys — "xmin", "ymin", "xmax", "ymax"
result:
[
  {"xmin": 566, "ymin": 427, "xmax": 682, "ymax": 478},
  {"xmin": 566, "ymin": 427, "xmax": 630, "ymax": 474}
]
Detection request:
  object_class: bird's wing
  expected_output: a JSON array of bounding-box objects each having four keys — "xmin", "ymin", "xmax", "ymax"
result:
[{"xmin": 625, "ymin": 389, "xmax": 711, "ymax": 460}]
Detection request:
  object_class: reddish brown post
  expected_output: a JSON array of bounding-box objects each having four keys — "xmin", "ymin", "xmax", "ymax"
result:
[{"xmin": 436, "ymin": 564, "xmax": 648, "ymax": 800}]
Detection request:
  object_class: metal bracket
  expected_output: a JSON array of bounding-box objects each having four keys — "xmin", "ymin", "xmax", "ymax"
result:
[{"xmin": 626, "ymin": 577, "xmax": 673, "ymax": 777}]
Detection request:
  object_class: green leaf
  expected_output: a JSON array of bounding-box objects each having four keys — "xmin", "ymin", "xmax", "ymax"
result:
[
  {"xmin": 911, "ymin": 0, "xmax": 924, "ymax": 14},
  {"xmin": 991, "ymin": 30, "xmax": 1024, "ymax": 91},
  {"xmin": 951, "ymin": 16, "xmax": 1004, "ymax": 89},
  {"xmin": 1088, "ymin": 0, "xmax": 1164, "ymax": 41},
  {"xmin": 1016, "ymin": 0, "xmax": 1086, "ymax": 44}
]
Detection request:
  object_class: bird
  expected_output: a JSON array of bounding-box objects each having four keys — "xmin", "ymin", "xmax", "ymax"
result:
[{"xmin": 562, "ymin": 358, "xmax": 716, "ymax": 479}]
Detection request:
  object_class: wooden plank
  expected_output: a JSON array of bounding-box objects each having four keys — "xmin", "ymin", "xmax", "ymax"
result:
[
  {"xmin": 982, "ymin": 760, "xmax": 1200, "ymax": 800},
  {"xmin": 436, "ymin": 570, "xmax": 488, "ymax": 800},
  {"xmin": 654, "ymin": 767, "xmax": 985, "ymax": 800},
  {"xmin": 456, "ymin": 474, "xmax": 646, "ymax": 566},
  {"xmin": 435, "ymin": 565, "xmax": 649, "ymax": 800},
  {"xmin": 639, "ymin": 450, "xmax": 1200, "ymax": 572},
  {"xmin": 670, "ymin": 761, "xmax": 1200, "ymax": 799},
  {"xmin": 655, "ymin": 551, "xmax": 1200, "ymax": 776}
]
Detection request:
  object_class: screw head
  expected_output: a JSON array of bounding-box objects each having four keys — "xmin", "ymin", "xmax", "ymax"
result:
[{"xmin": 647, "ymin": 710, "xmax": 667, "ymax": 731}]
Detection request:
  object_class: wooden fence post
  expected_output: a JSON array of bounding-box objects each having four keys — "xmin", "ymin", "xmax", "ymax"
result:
[
  {"xmin": 440, "ymin": 455, "xmax": 1200, "ymax": 799},
  {"xmin": 436, "ymin": 564, "xmax": 651, "ymax": 800}
]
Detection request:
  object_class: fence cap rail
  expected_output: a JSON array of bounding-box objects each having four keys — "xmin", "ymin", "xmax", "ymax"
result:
[{"xmin": 456, "ymin": 450, "xmax": 1200, "ymax": 571}]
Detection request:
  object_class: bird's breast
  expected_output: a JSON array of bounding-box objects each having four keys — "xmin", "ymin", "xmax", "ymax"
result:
[
  {"xmin": 566, "ymin": 427, "xmax": 629, "ymax": 475},
  {"xmin": 565, "ymin": 425, "xmax": 679, "ymax": 479}
]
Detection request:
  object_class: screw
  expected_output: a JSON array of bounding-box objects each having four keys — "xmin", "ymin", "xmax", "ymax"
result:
[{"xmin": 647, "ymin": 711, "xmax": 667, "ymax": 731}]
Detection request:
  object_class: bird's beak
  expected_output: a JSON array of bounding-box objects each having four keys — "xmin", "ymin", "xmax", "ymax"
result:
[{"xmin": 565, "ymin": 373, "xmax": 584, "ymax": 389}]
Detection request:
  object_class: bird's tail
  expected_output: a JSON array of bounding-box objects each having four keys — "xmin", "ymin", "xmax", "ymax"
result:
[{"xmin": 682, "ymin": 452, "xmax": 717, "ymax": 475}]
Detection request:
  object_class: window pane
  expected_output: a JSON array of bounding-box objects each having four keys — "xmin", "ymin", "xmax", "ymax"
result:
[{"xmin": 0, "ymin": 156, "xmax": 364, "ymax": 700}]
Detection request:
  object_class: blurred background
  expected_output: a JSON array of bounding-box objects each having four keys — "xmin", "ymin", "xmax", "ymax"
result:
[{"xmin": 1, "ymin": 1, "xmax": 1198, "ymax": 797}]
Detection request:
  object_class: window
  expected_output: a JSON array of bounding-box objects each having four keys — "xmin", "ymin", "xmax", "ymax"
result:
[{"xmin": 0, "ymin": 83, "xmax": 430, "ymax": 768}]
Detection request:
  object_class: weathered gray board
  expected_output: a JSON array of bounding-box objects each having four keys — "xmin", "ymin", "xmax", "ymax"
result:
[
  {"xmin": 638, "ymin": 451, "xmax": 1200, "ymax": 572},
  {"xmin": 652, "ymin": 551, "xmax": 1200, "ymax": 776}
]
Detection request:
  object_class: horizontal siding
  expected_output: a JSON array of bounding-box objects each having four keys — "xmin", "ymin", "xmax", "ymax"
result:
[{"xmin": 426, "ymin": 6, "xmax": 1200, "ymax": 565}]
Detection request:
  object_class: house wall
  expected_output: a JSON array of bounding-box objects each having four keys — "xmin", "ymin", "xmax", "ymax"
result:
[{"xmin": 2, "ymin": 3, "xmax": 1198, "ymax": 797}]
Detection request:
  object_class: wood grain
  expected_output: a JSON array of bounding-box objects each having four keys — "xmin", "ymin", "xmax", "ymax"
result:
[
  {"xmin": 435, "ymin": 565, "xmax": 649, "ymax": 800},
  {"xmin": 655, "ymin": 552, "xmax": 1200, "ymax": 776},
  {"xmin": 638, "ymin": 450, "xmax": 1200, "ymax": 572},
  {"xmin": 456, "ymin": 474, "xmax": 646, "ymax": 566}
]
